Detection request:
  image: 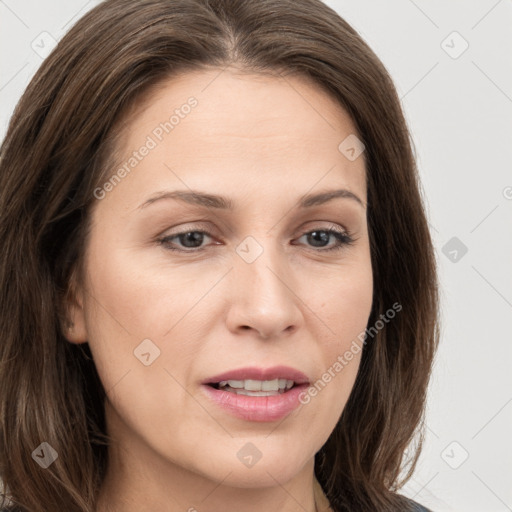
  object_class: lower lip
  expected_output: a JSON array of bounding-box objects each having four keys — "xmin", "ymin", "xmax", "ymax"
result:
[{"xmin": 201, "ymin": 383, "xmax": 309, "ymax": 422}]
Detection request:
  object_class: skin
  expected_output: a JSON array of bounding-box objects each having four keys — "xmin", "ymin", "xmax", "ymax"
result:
[{"xmin": 63, "ymin": 67, "xmax": 373, "ymax": 512}]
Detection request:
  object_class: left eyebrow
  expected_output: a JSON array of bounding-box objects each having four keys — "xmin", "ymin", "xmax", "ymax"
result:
[
  {"xmin": 298, "ymin": 188, "xmax": 365, "ymax": 209},
  {"xmin": 136, "ymin": 188, "xmax": 365, "ymax": 211}
]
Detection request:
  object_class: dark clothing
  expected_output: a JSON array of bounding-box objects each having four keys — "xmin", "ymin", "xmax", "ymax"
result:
[{"xmin": 407, "ymin": 497, "xmax": 433, "ymax": 511}]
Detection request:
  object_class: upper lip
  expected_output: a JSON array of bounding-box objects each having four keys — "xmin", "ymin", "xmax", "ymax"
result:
[{"xmin": 202, "ymin": 366, "xmax": 310, "ymax": 385}]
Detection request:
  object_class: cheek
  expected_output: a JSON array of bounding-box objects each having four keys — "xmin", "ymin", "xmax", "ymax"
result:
[
  {"xmin": 80, "ymin": 255, "xmax": 202, "ymax": 449},
  {"xmin": 309, "ymin": 261, "xmax": 372, "ymax": 412},
  {"xmin": 81, "ymin": 233, "xmax": 214, "ymax": 405},
  {"xmin": 83, "ymin": 230, "xmax": 218, "ymax": 340},
  {"xmin": 317, "ymin": 261, "xmax": 373, "ymax": 346}
]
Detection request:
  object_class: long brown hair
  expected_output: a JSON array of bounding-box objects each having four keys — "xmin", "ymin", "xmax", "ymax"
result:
[{"xmin": 0, "ymin": 0, "xmax": 440, "ymax": 510}]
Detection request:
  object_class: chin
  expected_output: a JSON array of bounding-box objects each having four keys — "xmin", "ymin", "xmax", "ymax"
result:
[
  {"xmin": 189, "ymin": 444, "xmax": 313, "ymax": 488},
  {"xmin": 214, "ymin": 462, "xmax": 304, "ymax": 488}
]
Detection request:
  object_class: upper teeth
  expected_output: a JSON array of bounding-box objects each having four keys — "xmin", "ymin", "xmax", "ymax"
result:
[{"xmin": 218, "ymin": 379, "xmax": 294, "ymax": 391}]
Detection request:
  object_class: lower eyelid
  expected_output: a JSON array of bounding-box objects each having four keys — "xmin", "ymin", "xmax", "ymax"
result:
[{"xmin": 158, "ymin": 231, "xmax": 214, "ymax": 250}]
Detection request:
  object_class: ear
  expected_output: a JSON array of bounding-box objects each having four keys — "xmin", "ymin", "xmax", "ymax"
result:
[{"xmin": 59, "ymin": 267, "xmax": 88, "ymax": 344}]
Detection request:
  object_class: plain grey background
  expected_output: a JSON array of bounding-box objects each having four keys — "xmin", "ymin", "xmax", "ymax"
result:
[{"xmin": 1, "ymin": 1, "xmax": 511, "ymax": 511}]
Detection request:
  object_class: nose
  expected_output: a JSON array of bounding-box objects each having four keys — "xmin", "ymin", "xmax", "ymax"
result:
[{"xmin": 224, "ymin": 239, "xmax": 303, "ymax": 340}]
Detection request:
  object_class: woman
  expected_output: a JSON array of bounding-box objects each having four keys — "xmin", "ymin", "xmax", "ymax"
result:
[{"xmin": 0, "ymin": 0, "xmax": 439, "ymax": 511}]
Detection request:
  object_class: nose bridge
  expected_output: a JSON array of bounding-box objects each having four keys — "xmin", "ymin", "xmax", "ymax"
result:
[
  {"xmin": 226, "ymin": 232, "xmax": 302, "ymax": 338},
  {"xmin": 236, "ymin": 233, "xmax": 290, "ymax": 303}
]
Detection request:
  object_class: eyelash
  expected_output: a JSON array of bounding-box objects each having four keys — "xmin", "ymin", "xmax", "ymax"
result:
[{"xmin": 157, "ymin": 226, "xmax": 356, "ymax": 254}]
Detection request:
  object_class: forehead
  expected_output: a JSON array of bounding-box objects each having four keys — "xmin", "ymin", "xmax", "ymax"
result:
[
  {"xmin": 122, "ymin": 68, "xmax": 358, "ymax": 141},
  {"xmin": 101, "ymin": 67, "xmax": 367, "ymax": 211}
]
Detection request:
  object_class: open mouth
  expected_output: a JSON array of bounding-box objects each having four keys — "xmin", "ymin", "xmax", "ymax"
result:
[
  {"xmin": 202, "ymin": 373, "xmax": 310, "ymax": 421},
  {"xmin": 207, "ymin": 378, "xmax": 298, "ymax": 396}
]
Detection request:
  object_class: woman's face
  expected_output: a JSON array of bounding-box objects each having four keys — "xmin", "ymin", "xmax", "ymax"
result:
[{"xmin": 67, "ymin": 68, "xmax": 372, "ymax": 490}]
